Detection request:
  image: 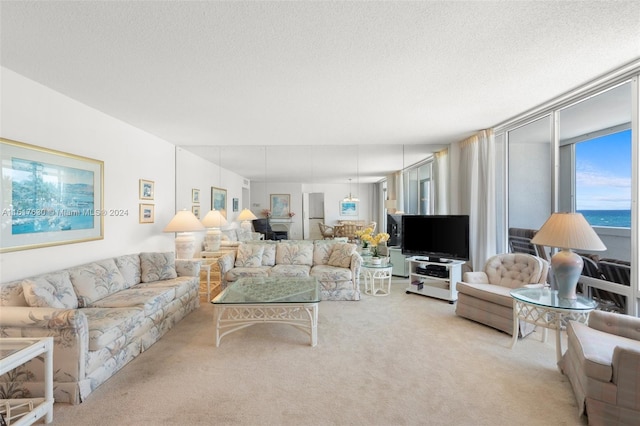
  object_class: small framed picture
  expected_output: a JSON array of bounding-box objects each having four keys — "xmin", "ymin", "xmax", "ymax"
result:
[
  {"xmin": 192, "ymin": 205, "xmax": 201, "ymax": 218},
  {"xmin": 192, "ymin": 188, "xmax": 200, "ymax": 204},
  {"xmin": 233, "ymin": 198, "xmax": 239, "ymax": 212},
  {"xmin": 139, "ymin": 204, "xmax": 155, "ymax": 223},
  {"xmin": 139, "ymin": 179, "xmax": 154, "ymax": 200},
  {"xmin": 339, "ymin": 200, "xmax": 358, "ymax": 216}
]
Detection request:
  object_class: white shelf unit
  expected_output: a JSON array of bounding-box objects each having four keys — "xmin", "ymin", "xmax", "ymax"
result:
[{"xmin": 405, "ymin": 257, "xmax": 464, "ymax": 303}]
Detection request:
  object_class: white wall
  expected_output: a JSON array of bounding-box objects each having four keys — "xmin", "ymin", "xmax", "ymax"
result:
[{"xmin": 0, "ymin": 69, "xmax": 177, "ymax": 282}]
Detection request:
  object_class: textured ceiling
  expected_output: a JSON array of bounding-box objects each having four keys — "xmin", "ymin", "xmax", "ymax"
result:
[{"xmin": 1, "ymin": 1, "xmax": 639, "ymax": 183}]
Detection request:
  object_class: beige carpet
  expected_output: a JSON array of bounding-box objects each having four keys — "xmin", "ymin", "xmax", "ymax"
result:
[{"xmin": 50, "ymin": 279, "xmax": 586, "ymax": 425}]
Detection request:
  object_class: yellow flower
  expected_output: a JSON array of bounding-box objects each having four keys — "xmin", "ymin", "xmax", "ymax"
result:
[{"xmin": 358, "ymin": 229, "xmax": 390, "ymax": 254}]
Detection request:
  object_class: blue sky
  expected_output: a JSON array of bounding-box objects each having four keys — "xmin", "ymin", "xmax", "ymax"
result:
[{"xmin": 576, "ymin": 129, "xmax": 631, "ymax": 210}]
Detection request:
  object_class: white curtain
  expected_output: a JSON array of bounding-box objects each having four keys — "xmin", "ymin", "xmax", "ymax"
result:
[
  {"xmin": 433, "ymin": 149, "xmax": 449, "ymax": 215},
  {"xmin": 458, "ymin": 130, "xmax": 496, "ymax": 271}
]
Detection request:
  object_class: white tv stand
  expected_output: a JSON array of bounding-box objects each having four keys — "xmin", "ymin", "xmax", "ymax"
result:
[{"xmin": 405, "ymin": 257, "xmax": 464, "ymax": 303}]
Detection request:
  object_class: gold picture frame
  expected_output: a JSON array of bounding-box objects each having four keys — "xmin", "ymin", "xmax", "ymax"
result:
[
  {"xmin": 270, "ymin": 194, "xmax": 291, "ymax": 218},
  {"xmin": 139, "ymin": 204, "xmax": 155, "ymax": 223},
  {"xmin": 139, "ymin": 179, "xmax": 154, "ymax": 200},
  {"xmin": 1, "ymin": 138, "xmax": 104, "ymax": 252},
  {"xmin": 211, "ymin": 186, "xmax": 227, "ymax": 218}
]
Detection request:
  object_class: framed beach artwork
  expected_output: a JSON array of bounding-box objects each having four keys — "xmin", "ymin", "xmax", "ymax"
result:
[
  {"xmin": 211, "ymin": 186, "xmax": 227, "ymax": 218},
  {"xmin": 192, "ymin": 205, "xmax": 200, "ymax": 218},
  {"xmin": 192, "ymin": 188, "xmax": 200, "ymax": 204},
  {"xmin": 270, "ymin": 194, "xmax": 290, "ymax": 218},
  {"xmin": 0, "ymin": 138, "xmax": 104, "ymax": 252},
  {"xmin": 339, "ymin": 200, "xmax": 358, "ymax": 216},
  {"xmin": 139, "ymin": 204, "xmax": 155, "ymax": 224},
  {"xmin": 139, "ymin": 179, "xmax": 154, "ymax": 200}
]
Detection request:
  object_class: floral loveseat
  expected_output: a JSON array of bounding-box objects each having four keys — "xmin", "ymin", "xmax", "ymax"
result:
[
  {"xmin": 218, "ymin": 240, "xmax": 362, "ymax": 301},
  {"xmin": 0, "ymin": 252, "xmax": 200, "ymax": 404}
]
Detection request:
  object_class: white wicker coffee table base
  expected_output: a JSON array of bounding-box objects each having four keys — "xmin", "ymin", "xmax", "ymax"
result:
[{"xmin": 213, "ymin": 303, "xmax": 319, "ymax": 347}]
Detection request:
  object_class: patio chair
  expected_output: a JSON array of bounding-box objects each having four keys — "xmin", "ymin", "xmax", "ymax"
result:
[{"xmin": 508, "ymin": 227, "xmax": 549, "ymax": 261}]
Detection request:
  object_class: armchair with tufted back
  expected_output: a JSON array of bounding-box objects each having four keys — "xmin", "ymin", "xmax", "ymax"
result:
[{"xmin": 455, "ymin": 253, "xmax": 549, "ymax": 337}]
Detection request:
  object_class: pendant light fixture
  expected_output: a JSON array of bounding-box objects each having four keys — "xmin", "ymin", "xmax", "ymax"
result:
[{"xmin": 343, "ymin": 178, "xmax": 359, "ymax": 202}]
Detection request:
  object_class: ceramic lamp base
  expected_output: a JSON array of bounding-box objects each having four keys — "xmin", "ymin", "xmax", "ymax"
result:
[
  {"xmin": 551, "ymin": 248, "xmax": 583, "ymax": 299},
  {"xmin": 175, "ymin": 232, "xmax": 196, "ymax": 260},
  {"xmin": 205, "ymin": 228, "xmax": 221, "ymax": 252}
]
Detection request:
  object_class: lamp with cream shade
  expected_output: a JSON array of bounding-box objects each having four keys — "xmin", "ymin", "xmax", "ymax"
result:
[
  {"xmin": 531, "ymin": 212, "xmax": 606, "ymax": 299},
  {"xmin": 237, "ymin": 208, "xmax": 258, "ymax": 232},
  {"xmin": 201, "ymin": 209, "xmax": 228, "ymax": 251},
  {"xmin": 163, "ymin": 210, "xmax": 206, "ymax": 259},
  {"xmin": 384, "ymin": 199, "xmax": 397, "ymax": 214}
]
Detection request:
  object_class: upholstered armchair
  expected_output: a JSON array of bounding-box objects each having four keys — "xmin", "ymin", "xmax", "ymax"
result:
[
  {"xmin": 560, "ymin": 310, "xmax": 640, "ymax": 425},
  {"xmin": 455, "ymin": 253, "xmax": 549, "ymax": 337},
  {"xmin": 252, "ymin": 218, "xmax": 287, "ymax": 241}
]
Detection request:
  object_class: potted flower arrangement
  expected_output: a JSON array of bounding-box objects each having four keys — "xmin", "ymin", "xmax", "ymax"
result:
[{"xmin": 356, "ymin": 227, "xmax": 390, "ymax": 264}]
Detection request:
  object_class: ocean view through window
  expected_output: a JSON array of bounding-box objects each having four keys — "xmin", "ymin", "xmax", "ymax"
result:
[{"xmin": 576, "ymin": 129, "xmax": 631, "ymax": 228}]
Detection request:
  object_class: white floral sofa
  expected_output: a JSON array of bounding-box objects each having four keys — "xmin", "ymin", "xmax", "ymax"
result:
[
  {"xmin": 218, "ymin": 240, "xmax": 362, "ymax": 301},
  {"xmin": 217, "ymin": 224, "xmax": 263, "ymax": 249},
  {"xmin": 0, "ymin": 252, "xmax": 200, "ymax": 404}
]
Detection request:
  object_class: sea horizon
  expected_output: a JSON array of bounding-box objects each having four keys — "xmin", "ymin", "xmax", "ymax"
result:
[{"xmin": 577, "ymin": 209, "xmax": 631, "ymax": 228}]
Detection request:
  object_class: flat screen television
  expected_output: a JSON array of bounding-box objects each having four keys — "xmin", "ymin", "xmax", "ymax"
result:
[
  {"xmin": 401, "ymin": 215, "xmax": 470, "ymax": 262},
  {"xmin": 387, "ymin": 214, "xmax": 403, "ymax": 247}
]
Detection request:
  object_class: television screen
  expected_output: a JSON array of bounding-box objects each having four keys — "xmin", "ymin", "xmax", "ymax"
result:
[
  {"xmin": 401, "ymin": 215, "xmax": 469, "ymax": 262},
  {"xmin": 387, "ymin": 214, "xmax": 403, "ymax": 247}
]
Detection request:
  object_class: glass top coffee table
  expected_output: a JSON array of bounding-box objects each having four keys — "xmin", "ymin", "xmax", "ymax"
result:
[
  {"xmin": 211, "ymin": 276, "xmax": 320, "ymax": 347},
  {"xmin": 510, "ymin": 287, "xmax": 597, "ymax": 362},
  {"xmin": 0, "ymin": 337, "xmax": 54, "ymax": 425}
]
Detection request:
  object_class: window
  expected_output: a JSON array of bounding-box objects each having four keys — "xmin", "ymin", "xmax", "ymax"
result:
[{"xmin": 575, "ymin": 129, "xmax": 631, "ymax": 228}]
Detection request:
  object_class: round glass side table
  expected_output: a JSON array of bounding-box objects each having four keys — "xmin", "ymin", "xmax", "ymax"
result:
[
  {"xmin": 361, "ymin": 262, "xmax": 393, "ymax": 296},
  {"xmin": 510, "ymin": 287, "xmax": 597, "ymax": 362}
]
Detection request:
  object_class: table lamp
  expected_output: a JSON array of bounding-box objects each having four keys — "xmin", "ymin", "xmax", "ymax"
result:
[
  {"xmin": 201, "ymin": 209, "xmax": 228, "ymax": 251},
  {"xmin": 237, "ymin": 208, "xmax": 258, "ymax": 232},
  {"xmin": 163, "ymin": 210, "xmax": 206, "ymax": 259},
  {"xmin": 531, "ymin": 212, "xmax": 606, "ymax": 299},
  {"xmin": 385, "ymin": 199, "xmax": 397, "ymax": 214}
]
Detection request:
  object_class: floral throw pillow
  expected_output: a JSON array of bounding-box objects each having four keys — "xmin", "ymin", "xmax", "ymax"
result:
[
  {"xmin": 22, "ymin": 272, "xmax": 78, "ymax": 309},
  {"xmin": 22, "ymin": 279, "xmax": 65, "ymax": 308},
  {"xmin": 140, "ymin": 252, "xmax": 178, "ymax": 282},
  {"xmin": 235, "ymin": 244, "xmax": 265, "ymax": 268},
  {"xmin": 327, "ymin": 243, "xmax": 356, "ymax": 268}
]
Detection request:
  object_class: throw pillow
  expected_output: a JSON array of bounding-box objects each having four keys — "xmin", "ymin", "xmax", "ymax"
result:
[
  {"xmin": 327, "ymin": 243, "xmax": 356, "ymax": 268},
  {"xmin": 22, "ymin": 279, "xmax": 65, "ymax": 308},
  {"xmin": 275, "ymin": 242, "xmax": 314, "ymax": 266},
  {"xmin": 114, "ymin": 254, "xmax": 142, "ymax": 288},
  {"xmin": 235, "ymin": 244, "xmax": 265, "ymax": 268},
  {"xmin": 69, "ymin": 259, "xmax": 128, "ymax": 307},
  {"xmin": 22, "ymin": 271, "xmax": 78, "ymax": 309},
  {"xmin": 140, "ymin": 252, "xmax": 178, "ymax": 282}
]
